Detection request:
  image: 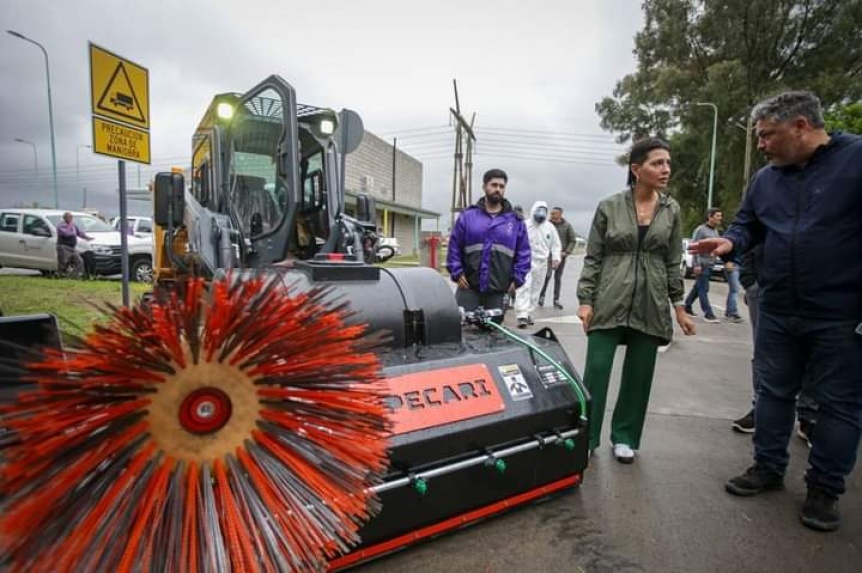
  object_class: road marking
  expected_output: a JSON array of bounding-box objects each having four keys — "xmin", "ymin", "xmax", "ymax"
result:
[{"xmin": 534, "ymin": 315, "xmax": 582, "ymax": 324}]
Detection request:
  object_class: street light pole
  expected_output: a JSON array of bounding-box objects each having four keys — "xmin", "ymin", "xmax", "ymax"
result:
[
  {"xmin": 8, "ymin": 30, "xmax": 58, "ymax": 209},
  {"xmin": 77, "ymin": 144, "xmax": 92, "ymax": 208},
  {"xmin": 14, "ymin": 138, "xmax": 38, "ymax": 172},
  {"xmin": 742, "ymin": 114, "xmax": 753, "ymax": 197},
  {"xmin": 695, "ymin": 102, "xmax": 718, "ymax": 209}
]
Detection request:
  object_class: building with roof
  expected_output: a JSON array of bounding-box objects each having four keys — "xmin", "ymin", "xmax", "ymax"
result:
[{"xmin": 344, "ymin": 131, "xmax": 439, "ymax": 255}]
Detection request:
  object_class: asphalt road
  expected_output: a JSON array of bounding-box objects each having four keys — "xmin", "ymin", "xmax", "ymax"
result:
[{"xmin": 356, "ymin": 255, "xmax": 861, "ymax": 573}]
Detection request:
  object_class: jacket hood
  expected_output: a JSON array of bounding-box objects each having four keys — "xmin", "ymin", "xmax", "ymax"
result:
[{"xmin": 529, "ymin": 201, "xmax": 549, "ymax": 218}]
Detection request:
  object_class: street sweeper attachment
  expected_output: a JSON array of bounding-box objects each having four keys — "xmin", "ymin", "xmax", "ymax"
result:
[{"xmin": 0, "ymin": 275, "xmax": 392, "ymax": 572}]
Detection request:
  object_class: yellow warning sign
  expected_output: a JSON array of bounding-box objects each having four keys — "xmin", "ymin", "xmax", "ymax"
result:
[
  {"xmin": 89, "ymin": 43, "xmax": 149, "ymax": 129},
  {"xmin": 92, "ymin": 117, "xmax": 151, "ymax": 164}
]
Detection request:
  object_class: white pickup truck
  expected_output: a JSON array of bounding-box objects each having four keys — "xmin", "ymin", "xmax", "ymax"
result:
[{"xmin": 0, "ymin": 208, "xmax": 153, "ymax": 282}]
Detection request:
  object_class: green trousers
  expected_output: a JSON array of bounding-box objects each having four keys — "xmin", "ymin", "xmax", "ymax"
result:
[{"xmin": 584, "ymin": 327, "xmax": 660, "ymax": 451}]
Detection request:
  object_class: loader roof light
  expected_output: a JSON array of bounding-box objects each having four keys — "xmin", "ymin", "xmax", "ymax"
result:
[
  {"xmin": 217, "ymin": 102, "xmax": 235, "ymax": 120},
  {"xmin": 320, "ymin": 118, "xmax": 336, "ymax": 136}
]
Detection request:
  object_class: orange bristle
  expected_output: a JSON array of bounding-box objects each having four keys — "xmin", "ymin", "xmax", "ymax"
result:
[{"xmin": 0, "ymin": 274, "xmax": 391, "ymax": 572}]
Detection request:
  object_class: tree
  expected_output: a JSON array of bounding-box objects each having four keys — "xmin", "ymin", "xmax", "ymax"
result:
[
  {"xmin": 825, "ymin": 101, "xmax": 862, "ymax": 134},
  {"xmin": 596, "ymin": 0, "xmax": 862, "ymax": 231}
]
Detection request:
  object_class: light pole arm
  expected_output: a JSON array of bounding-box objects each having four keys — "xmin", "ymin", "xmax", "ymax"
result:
[{"xmin": 8, "ymin": 30, "xmax": 58, "ymax": 209}]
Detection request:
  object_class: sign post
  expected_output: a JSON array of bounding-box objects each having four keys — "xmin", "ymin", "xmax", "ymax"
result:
[{"xmin": 89, "ymin": 43, "xmax": 150, "ymax": 306}]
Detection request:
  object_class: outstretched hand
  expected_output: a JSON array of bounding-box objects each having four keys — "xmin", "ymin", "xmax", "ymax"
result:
[{"xmin": 688, "ymin": 237, "xmax": 734, "ymax": 257}]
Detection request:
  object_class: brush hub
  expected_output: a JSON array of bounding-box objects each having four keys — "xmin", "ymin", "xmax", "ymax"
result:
[{"xmin": 179, "ymin": 387, "xmax": 233, "ymax": 434}]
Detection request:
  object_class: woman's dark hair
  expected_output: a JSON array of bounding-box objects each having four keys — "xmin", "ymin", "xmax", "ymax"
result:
[{"xmin": 627, "ymin": 137, "xmax": 670, "ymax": 187}]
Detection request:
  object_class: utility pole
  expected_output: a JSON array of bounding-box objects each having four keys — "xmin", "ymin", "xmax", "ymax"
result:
[
  {"xmin": 77, "ymin": 144, "xmax": 91, "ymax": 207},
  {"xmin": 695, "ymin": 102, "xmax": 718, "ymax": 209},
  {"xmin": 742, "ymin": 114, "xmax": 753, "ymax": 196},
  {"xmin": 391, "ymin": 137, "xmax": 397, "ymax": 203},
  {"xmin": 465, "ymin": 112, "xmax": 475, "ymax": 205},
  {"xmin": 449, "ymin": 79, "xmax": 476, "ymax": 230}
]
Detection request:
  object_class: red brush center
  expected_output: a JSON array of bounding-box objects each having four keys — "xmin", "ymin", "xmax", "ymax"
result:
[{"xmin": 179, "ymin": 388, "xmax": 232, "ymax": 434}]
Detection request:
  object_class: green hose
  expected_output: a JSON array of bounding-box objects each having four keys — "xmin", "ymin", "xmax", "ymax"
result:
[{"xmin": 485, "ymin": 320, "xmax": 589, "ymax": 425}]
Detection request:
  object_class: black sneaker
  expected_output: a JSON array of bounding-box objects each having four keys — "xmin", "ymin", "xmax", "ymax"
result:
[
  {"xmin": 797, "ymin": 419, "xmax": 815, "ymax": 448},
  {"xmin": 732, "ymin": 410, "xmax": 755, "ymax": 434},
  {"xmin": 538, "ymin": 297, "xmax": 545, "ymax": 307},
  {"xmin": 553, "ymin": 300, "xmax": 563, "ymax": 310},
  {"xmin": 800, "ymin": 487, "xmax": 840, "ymax": 532},
  {"xmin": 684, "ymin": 306, "xmax": 697, "ymax": 316},
  {"xmin": 517, "ymin": 317, "xmax": 528, "ymax": 329},
  {"xmin": 725, "ymin": 465, "xmax": 784, "ymax": 496},
  {"xmin": 703, "ymin": 314, "xmax": 720, "ymax": 323}
]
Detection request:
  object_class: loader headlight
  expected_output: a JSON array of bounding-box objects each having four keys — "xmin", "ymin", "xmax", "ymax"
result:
[
  {"xmin": 319, "ymin": 118, "xmax": 336, "ymax": 135},
  {"xmin": 217, "ymin": 102, "xmax": 234, "ymax": 120}
]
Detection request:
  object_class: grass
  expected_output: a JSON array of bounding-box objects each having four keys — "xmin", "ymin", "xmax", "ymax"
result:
[{"xmin": 0, "ymin": 276, "xmax": 150, "ymax": 338}]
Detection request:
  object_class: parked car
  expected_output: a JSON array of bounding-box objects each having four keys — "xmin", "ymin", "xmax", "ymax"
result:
[
  {"xmin": 377, "ymin": 237, "xmax": 401, "ymax": 257},
  {"xmin": 111, "ymin": 215, "xmax": 153, "ymax": 238},
  {"xmin": 680, "ymin": 238, "xmax": 725, "ymax": 280},
  {"xmin": 0, "ymin": 208, "xmax": 154, "ymax": 282}
]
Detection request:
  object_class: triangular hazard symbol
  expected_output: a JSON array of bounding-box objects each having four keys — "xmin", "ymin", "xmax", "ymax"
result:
[{"xmin": 96, "ymin": 62, "xmax": 146, "ymax": 124}]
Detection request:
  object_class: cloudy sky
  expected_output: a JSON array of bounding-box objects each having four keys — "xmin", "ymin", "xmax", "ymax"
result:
[{"xmin": 0, "ymin": 0, "xmax": 642, "ymax": 234}]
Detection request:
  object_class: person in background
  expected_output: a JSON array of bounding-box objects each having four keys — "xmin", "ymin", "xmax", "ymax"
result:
[
  {"xmin": 577, "ymin": 137, "xmax": 696, "ymax": 463},
  {"xmin": 513, "ymin": 204, "xmax": 525, "ymax": 220},
  {"xmin": 447, "ymin": 169, "xmax": 531, "ymax": 318},
  {"xmin": 514, "ymin": 201, "xmax": 561, "ymax": 328},
  {"xmin": 683, "ymin": 208, "xmax": 722, "ymax": 323},
  {"xmin": 55, "ymin": 212, "xmax": 93, "ymax": 279},
  {"xmin": 691, "ymin": 90, "xmax": 862, "ymax": 532},
  {"xmin": 723, "ymin": 255, "xmax": 745, "ymax": 323},
  {"xmin": 539, "ymin": 206, "xmax": 578, "ymax": 310}
]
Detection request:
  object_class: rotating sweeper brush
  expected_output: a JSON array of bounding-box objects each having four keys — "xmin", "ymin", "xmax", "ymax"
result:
[{"xmin": 0, "ymin": 275, "xmax": 391, "ymax": 572}]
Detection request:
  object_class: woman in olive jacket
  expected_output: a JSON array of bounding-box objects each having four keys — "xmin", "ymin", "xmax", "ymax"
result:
[{"xmin": 576, "ymin": 138, "xmax": 696, "ymax": 463}]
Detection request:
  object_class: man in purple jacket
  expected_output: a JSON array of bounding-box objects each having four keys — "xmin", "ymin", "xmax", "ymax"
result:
[
  {"xmin": 56, "ymin": 212, "xmax": 92, "ymax": 277},
  {"xmin": 447, "ymin": 169, "xmax": 531, "ymax": 317}
]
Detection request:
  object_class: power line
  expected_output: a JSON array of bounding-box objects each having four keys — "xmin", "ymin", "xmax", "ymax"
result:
[
  {"xmin": 477, "ymin": 126, "xmax": 617, "ymax": 141},
  {"xmin": 475, "ymin": 132, "xmax": 624, "ymax": 149},
  {"xmin": 376, "ymin": 125, "xmax": 450, "ymax": 136},
  {"xmin": 419, "ymin": 150, "xmax": 619, "ymax": 168}
]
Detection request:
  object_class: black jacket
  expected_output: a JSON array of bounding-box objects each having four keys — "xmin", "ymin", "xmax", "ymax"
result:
[{"xmin": 724, "ymin": 132, "xmax": 862, "ymax": 320}]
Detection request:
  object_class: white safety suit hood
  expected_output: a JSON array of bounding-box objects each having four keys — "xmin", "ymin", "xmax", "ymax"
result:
[{"xmin": 526, "ymin": 201, "xmax": 561, "ymax": 263}]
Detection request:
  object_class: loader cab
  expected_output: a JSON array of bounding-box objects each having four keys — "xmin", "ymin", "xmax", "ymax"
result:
[{"xmin": 153, "ymin": 75, "xmax": 370, "ymax": 285}]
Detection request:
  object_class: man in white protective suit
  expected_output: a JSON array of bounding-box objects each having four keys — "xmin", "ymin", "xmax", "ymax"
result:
[{"xmin": 514, "ymin": 200, "xmax": 561, "ymax": 328}]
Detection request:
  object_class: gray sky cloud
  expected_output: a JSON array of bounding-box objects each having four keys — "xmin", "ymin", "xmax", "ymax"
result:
[{"xmin": 0, "ymin": 0, "xmax": 642, "ymax": 232}]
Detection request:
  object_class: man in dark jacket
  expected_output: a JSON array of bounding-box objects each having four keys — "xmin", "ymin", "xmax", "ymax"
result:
[
  {"xmin": 691, "ymin": 91, "xmax": 862, "ymax": 532},
  {"xmin": 447, "ymin": 169, "xmax": 531, "ymax": 315},
  {"xmin": 539, "ymin": 207, "xmax": 577, "ymax": 309}
]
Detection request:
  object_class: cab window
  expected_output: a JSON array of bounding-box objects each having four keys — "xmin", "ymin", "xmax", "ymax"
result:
[
  {"xmin": 0, "ymin": 213, "xmax": 20, "ymax": 233},
  {"xmin": 302, "ymin": 152, "xmax": 325, "ymax": 211},
  {"xmin": 23, "ymin": 215, "xmax": 50, "ymax": 236}
]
